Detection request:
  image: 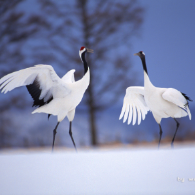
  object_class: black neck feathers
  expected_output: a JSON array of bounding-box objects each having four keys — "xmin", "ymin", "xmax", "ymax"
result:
[
  {"xmin": 81, "ymin": 52, "xmax": 88, "ymax": 74},
  {"xmin": 140, "ymin": 56, "xmax": 148, "ymax": 75}
]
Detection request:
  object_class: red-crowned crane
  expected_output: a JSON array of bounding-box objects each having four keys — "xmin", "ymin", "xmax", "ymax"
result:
[
  {"xmin": 119, "ymin": 51, "xmax": 192, "ymax": 148},
  {"xmin": 0, "ymin": 46, "xmax": 93, "ymax": 151}
]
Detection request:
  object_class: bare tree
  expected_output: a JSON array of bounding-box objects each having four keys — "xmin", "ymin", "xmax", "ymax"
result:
[
  {"xmin": 0, "ymin": 0, "xmax": 143, "ymax": 145},
  {"xmin": 36, "ymin": 0, "xmax": 144, "ymax": 145},
  {"xmin": 0, "ymin": 0, "xmax": 144, "ymax": 147}
]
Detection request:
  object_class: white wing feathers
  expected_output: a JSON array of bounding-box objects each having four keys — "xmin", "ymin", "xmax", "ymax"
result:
[
  {"xmin": 0, "ymin": 64, "xmax": 71, "ymax": 107},
  {"xmin": 0, "ymin": 65, "xmax": 60, "ymax": 94},
  {"xmin": 119, "ymin": 87, "xmax": 149, "ymax": 125},
  {"xmin": 162, "ymin": 88, "xmax": 191, "ymax": 120}
]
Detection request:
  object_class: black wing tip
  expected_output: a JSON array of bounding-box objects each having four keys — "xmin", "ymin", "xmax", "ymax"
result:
[
  {"xmin": 48, "ymin": 114, "xmax": 51, "ymax": 120},
  {"xmin": 181, "ymin": 92, "xmax": 193, "ymax": 102}
]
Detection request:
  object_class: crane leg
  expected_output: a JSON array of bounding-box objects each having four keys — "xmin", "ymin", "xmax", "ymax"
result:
[
  {"xmin": 171, "ymin": 118, "xmax": 180, "ymax": 148},
  {"xmin": 158, "ymin": 124, "xmax": 163, "ymax": 149},
  {"xmin": 69, "ymin": 121, "xmax": 77, "ymax": 152},
  {"xmin": 52, "ymin": 122, "xmax": 60, "ymax": 152}
]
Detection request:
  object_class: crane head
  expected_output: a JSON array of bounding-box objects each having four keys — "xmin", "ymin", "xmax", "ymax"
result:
[
  {"xmin": 134, "ymin": 51, "xmax": 145, "ymax": 58},
  {"xmin": 79, "ymin": 46, "xmax": 93, "ymax": 61}
]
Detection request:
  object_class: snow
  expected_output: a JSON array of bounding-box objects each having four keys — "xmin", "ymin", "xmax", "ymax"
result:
[{"xmin": 0, "ymin": 146, "xmax": 195, "ymax": 195}]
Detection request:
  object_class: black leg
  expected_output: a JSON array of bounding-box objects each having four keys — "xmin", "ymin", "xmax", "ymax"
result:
[
  {"xmin": 171, "ymin": 118, "xmax": 180, "ymax": 148},
  {"xmin": 69, "ymin": 121, "xmax": 77, "ymax": 152},
  {"xmin": 52, "ymin": 122, "xmax": 60, "ymax": 152},
  {"xmin": 158, "ymin": 124, "xmax": 163, "ymax": 149}
]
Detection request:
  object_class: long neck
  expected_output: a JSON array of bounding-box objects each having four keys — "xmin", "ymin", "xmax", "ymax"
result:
[
  {"xmin": 141, "ymin": 56, "xmax": 148, "ymax": 75},
  {"xmin": 140, "ymin": 56, "xmax": 154, "ymax": 89},
  {"xmin": 77, "ymin": 52, "xmax": 90, "ymax": 92},
  {"xmin": 81, "ymin": 52, "xmax": 88, "ymax": 74}
]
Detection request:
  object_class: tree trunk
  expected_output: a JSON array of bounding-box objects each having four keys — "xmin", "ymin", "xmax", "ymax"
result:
[
  {"xmin": 80, "ymin": 0, "xmax": 98, "ymax": 145},
  {"xmin": 87, "ymin": 82, "xmax": 97, "ymax": 145}
]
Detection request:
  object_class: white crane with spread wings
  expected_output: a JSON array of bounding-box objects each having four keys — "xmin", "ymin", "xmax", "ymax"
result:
[{"xmin": 0, "ymin": 46, "xmax": 93, "ymax": 151}]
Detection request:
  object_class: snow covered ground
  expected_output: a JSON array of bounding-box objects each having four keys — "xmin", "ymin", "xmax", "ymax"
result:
[{"xmin": 0, "ymin": 146, "xmax": 195, "ymax": 195}]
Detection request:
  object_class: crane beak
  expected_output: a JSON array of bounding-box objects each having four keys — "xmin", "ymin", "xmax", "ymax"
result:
[
  {"xmin": 86, "ymin": 48, "xmax": 94, "ymax": 53},
  {"xmin": 134, "ymin": 52, "xmax": 139, "ymax": 56}
]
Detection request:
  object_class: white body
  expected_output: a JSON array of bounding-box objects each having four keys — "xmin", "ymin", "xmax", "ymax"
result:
[
  {"xmin": 0, "ymin": 65, "xmax": 90, "ymax": 122},
  {"xmin": 120, "ymin": 72, "xmax": 191, "ymax": 125}
]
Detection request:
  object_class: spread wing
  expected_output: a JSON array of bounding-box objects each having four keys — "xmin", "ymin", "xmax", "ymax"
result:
[
  {"xmin": 119, "ymin": 86, "xmax": 150, "ymax": 125},
  {"xmin": 0, "ymin": 64, "xmax": 69, "ymax": 107},
  {"xmin": 162, "ymin": 88, "xmax": 191, "ymax": 120}
]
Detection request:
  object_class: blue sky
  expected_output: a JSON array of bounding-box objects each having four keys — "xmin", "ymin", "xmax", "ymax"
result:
[{"xmin": 132, "ymin": 0, "xmax": 195, "ymax": 107}]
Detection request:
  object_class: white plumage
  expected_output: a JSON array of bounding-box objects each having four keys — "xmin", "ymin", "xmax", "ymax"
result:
[
  {"xmin": 119, "ymin": 87, "xmax": 149, "ymax": 125},
  {"xmin": 0, "ymin": 46, "xmax": 93, "ymax": 151},
  {"xmin": 120, "ymin": 51, "xmax": 192, "ymax": 147}
]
